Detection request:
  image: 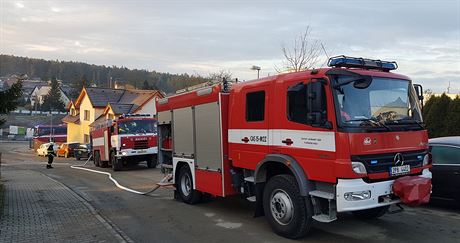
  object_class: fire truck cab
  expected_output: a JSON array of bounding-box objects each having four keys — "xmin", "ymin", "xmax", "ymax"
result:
[
  {"xmin": 156, "ymin": 56, "xmax": 432, "ymax": 238},
  {"xmin": 91, "ymin": 114, "xmax": 158, "ymax": 171}
]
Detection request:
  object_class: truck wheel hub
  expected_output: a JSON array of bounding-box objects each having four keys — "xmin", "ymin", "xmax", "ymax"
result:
[
  {"xmin": 270, "ymin": 189, "xmax": 294, "ymax": 225},
  {"xmin": 181, "ymin": 173, "xmax": 192, "ymax": 197}
]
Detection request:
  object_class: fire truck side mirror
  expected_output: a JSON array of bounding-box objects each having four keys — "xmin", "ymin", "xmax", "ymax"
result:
[
  {"xmin": 307, "ymin": 81, "xmax": 328, "ymax": 127},
  {"xmin": 413, "ymin": 84, "xmax": 424, "ymax": 102}
]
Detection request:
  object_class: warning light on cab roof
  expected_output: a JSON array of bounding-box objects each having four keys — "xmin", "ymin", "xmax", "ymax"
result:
[{"xmin": 328, "ymin": 55, "xmax": 398, "ymax": 71}]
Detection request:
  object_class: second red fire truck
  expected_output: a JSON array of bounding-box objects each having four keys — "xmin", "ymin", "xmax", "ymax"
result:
[
  {"xmin": 156, "ymin": 56, "xmax": 432, "ymax": 238},
  {"xmin": 91, "ymin": 114, "xmax": 158, "ymax": 171}
]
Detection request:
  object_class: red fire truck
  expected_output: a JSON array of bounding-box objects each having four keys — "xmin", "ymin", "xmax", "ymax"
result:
[
  {"xmin": 156, "ymin": 56, "xmax": 432, "ymax": 238},
  {"xmin": 91, "ymin": 114, "xmax": 158, "ymax": 171}
]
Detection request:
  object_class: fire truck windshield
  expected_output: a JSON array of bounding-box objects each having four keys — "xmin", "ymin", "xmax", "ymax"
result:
[
  {"xmin": 117, "ymin": 119, "xmax": 157, "ymax": 135},
  {"xmin": 333, "ymin": 76, "xmax": 423, "ymax": 130}
]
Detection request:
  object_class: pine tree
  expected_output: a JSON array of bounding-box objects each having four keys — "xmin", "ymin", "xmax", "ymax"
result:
[
  {"xmin": 142, "ymin": 80, "xmax": 150, "ymax": 90},
  {"xmin": 0, "ymin": 78, "xmax": 23, "ymax": 125},
  {"xmin": 446, "ymin": 96, "xmax": 460, "ymax": 136},
  {"xmin": 142, "ymin": 79, "xmax": 159, "ymax": 90},
  {"xmin": 41, "ymin": 77, "xmax": 66, "ymax": 112},
  {"xmin": 423, "ymin": 94, "xmax": 451, "ymax": 138}
]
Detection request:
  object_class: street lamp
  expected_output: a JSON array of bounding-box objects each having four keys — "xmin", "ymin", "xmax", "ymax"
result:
[
  {"xmin": 250, "ymin": 65, "xmax": 261, "ymax": 79},
  {"xmin": 47, "ymin": 109, "xmax": 54, "ymax": 142}
]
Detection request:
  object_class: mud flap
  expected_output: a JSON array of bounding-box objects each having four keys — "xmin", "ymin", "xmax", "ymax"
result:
[{"xmin": 254, "ymin": 182, "xmax": 265, "ymax": 217}]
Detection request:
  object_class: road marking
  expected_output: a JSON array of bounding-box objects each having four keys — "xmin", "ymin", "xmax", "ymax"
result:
[
  {"xmin": 203, "ymin": 211, "xmax": 243, "ymax": 229},
  {"xmin": 216, "ymin": 221, "xmax": 243, "ymax": 229}
]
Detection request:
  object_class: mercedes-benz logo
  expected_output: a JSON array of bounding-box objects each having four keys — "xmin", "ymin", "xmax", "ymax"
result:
[{"xmin": 394, "ymin": 153, "xmax": 404, "ymax": 166}]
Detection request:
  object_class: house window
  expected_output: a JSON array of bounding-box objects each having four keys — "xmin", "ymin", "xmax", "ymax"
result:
[
  {"xmin": 84, "ymin": 134, "xmax": 90, "ymax": 143},
  {"xmin": 70, "ymin": 108, "xmax": 75, "ymax": 116},
  {"xmin": 84, "ymin": 110, "xmax": 90, "ymax": 121},
  {"xmin": 246, "ymin": 91, "xmax": 265, "ymax": 122}
]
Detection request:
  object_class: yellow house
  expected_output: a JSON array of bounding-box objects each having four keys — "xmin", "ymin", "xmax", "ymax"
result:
[
  {"xmin": 62, "ymin": 87, "xmax": 164, "ymax": 144},
  {"xmin": 62, "ymin": 100, "xmax": 81, "ymax": 143}
]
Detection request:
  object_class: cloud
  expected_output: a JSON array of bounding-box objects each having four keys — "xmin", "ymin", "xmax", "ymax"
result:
[
  {"xmin": 74, "ymin": 41, "xmax": 83, "ymax": 47},
  {"xmin": 1, "ymin": 0, "xmax": 459, "ymax": 93},
  {"xmin": 24, "ymin": 44, "xmax": 59, "ymax": 52}
]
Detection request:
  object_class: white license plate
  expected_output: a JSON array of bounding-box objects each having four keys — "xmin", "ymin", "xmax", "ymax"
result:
[
  {"xmin": 137, "ymin": 150, "xmax": 146, "ymax": 153},
  {"xmin": 390, "ymin": 165, "xmax": 410, "ymax": 176}
]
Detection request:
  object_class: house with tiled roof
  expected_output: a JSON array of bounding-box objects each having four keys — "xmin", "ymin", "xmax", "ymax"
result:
[
  {"xmin": 29, "ymin": 84, "xmax": 70, "ymax": 108},
  {"xmin": 61, "ymin": 87, "xmax": 164, "ymax": 144}
]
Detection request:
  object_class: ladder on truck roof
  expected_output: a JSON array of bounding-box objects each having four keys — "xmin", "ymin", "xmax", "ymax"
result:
[{"xmin": 175, "ymin": 78, "xmax": 236, "ymax": 94}]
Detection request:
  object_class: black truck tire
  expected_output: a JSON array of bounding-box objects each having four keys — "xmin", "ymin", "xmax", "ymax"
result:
[
  {"xmin": 176, "ymin": 165, "xmax": 202, "ymax": 204},
  {"xmin": 101, "ymin": 160, "xmax": 108, "ymax": 168},
  {"xmin": 147, "ymin": 155, "xmax": 158, "ymax": 168},
  {"xmin": 352, "ymin": 205, "xmax": 390, "ymax": 219},
  {"xmin": 94, "ymin": 151, "xmax": 101, "ymax": 167},
  {"xmin": 111, "ymin": 151, "xmax": 122, "ymax": 171},
  {"xmin": 263, "ymin": 174, "xmax": 313, "ymax": 239}
]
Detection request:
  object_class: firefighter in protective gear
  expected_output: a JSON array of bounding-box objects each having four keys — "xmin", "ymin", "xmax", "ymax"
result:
[{"xmin": 46, "ymin": 144, "xmax": 56, "ymax": 169}]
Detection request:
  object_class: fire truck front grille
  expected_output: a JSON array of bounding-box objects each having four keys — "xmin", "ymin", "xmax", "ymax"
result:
[
  {"xmin": 351, "ymin": 150, "xmax": 426, "ymax": 174},
  {"xmin": 134, "ymin": 140, "xmax": 149, "ymax": 149}
]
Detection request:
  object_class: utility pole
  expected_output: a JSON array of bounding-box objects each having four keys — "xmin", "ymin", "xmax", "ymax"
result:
[{"xmin": 48, "ymin": 109, "xmax": 54, "ymax": 142}]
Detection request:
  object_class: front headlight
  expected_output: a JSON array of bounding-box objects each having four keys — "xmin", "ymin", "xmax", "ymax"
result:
[
  {"xmin": 351, "ymin": 161, "xmax": 367, "ymax": 175},
  {"xmin": 423, "ymin": 153, "xmax": 431, "ymax": 166}
]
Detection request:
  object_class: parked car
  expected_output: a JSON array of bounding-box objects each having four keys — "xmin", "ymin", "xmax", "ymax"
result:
[
  {"xmin": 57, "ymin": 142, "xmax": 80, "ymax": 158},
  {"xmin": 429, "ymin": 136, "xmax": 460, "ymax": 206},
  {"xmin": 36, "ymin": 142, "xmax": 58, "ymax": 156},
  {"xmin": 74, "ymin": 144, "xmax": 92, "ymax": 161}
]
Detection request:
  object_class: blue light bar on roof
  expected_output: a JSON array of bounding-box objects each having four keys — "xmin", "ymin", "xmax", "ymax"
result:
[{"xmin": 328, "ymin": 55, "xmax": 398, "ymax": 71}]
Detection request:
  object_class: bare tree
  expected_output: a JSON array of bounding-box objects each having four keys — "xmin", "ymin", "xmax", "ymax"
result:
[
  {"xmin": 208, "ymin": 69, "xmax": 233, "ymax": 81},
  {"xmin": 276, "ymin": 26, "xmax": 322, "ymax": 73}
]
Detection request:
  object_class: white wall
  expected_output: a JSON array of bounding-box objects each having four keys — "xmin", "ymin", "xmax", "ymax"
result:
[{"xmin": 135, "ymin": 97, "xmax": 157, "ymax": 117}]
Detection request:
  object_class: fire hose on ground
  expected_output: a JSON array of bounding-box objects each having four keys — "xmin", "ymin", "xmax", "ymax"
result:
[{"xmin": 70, "ymin": 155, "xmax": 173, "ymax": 195}]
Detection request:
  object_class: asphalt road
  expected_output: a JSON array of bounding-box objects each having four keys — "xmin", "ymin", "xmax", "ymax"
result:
[{"xmin": 1, "ymin": 141, "xmax": 459, "ymax": 243}]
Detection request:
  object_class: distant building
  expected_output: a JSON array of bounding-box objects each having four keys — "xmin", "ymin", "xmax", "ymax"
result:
[
  {"xmin": 17, "ymin": 79, "xmax": 46, "ymax": 104},
  {"xmin": 2, "ymin": 75, "xmax": 74, "ymax": 109},
  {"xmin": 62, "ymin": 87, "xmax": 164, "ymax": 144},
  {"xmin": 29, "ymin": 85, "xmax": 70, "ymax": 107}
]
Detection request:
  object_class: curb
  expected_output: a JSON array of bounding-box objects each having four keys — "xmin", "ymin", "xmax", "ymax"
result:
[{"xmin": 43, "ymin": 173, "xmax": 134, "ymax": 243}]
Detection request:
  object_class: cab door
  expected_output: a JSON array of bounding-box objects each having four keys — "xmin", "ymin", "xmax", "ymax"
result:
[
  {"xmin": 229, "ymin": 85, "xmax": 270, "ymax": 170},
  {"xmin": 270, "ymin": 77, "xmax": 337, "ymax": 182}
]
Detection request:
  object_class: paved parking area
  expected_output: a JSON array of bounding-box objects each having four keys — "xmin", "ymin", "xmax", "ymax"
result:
[
  {"xmin": 1, "ymin": 141, "xmax": 460, "ymax": 243},
  {"xmin": 0, "ymin": 167, "xmax": 126, "ymax": 243}
]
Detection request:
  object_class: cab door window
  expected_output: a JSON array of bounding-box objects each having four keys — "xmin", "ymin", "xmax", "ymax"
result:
[
  {"xmin": 287, "ymin": 82, "xmax": 327, "ymax": 125},
  {"xmin": 246, "ymin": 91, "xmax": 265, "ymax": 122}
]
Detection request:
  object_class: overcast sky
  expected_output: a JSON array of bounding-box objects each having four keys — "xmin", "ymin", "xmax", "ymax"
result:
[{"xmin": 1, "ymin": 0, "xmax": 459, "ymax": 93}]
